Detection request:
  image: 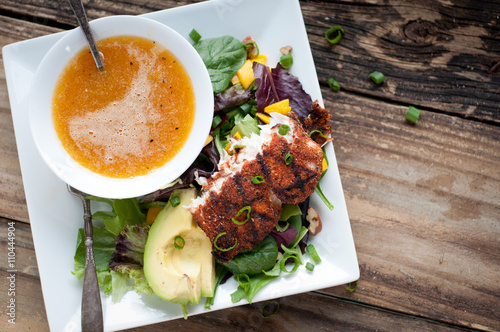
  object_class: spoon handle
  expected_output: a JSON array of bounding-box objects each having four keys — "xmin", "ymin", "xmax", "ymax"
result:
[
  {"xmin": 81, "ymin": 197, "xmax": 104, "ymax": 332},
  {"xmin": 67, "ymin": 0, "xmax": 104, "ymax": 69}
]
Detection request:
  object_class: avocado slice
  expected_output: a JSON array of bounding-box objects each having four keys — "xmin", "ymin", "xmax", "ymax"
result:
[{"xmin": 143, "ymin": 188, "xmax": 215, "ymax": 306}]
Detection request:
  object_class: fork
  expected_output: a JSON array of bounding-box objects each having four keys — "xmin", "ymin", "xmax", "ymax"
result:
[{"xmin": 67, "ymin": 184, "xmax": 104, "ymax": 332}]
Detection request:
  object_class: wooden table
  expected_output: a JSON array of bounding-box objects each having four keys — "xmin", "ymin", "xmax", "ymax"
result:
[{"xmin": 1, "ymin": 0, "xmax": 499, "ymax": 331}]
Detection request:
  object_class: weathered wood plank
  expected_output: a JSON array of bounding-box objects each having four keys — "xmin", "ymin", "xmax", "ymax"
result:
[
  {"xmin": 0, "ymin": 219, "xmax": 474, "ymax": 332},
  {"xmin": 0, "ymin": 1, "xmax": 499, "ymax": 331},
  {"xmin": 0, "ymin": 16, "xmax": 61, "ymax": 223},
  {"xmin": 0, "ymin": 0, "xmax": 498, "ymax": 123},
  {"xmin": 316, "ymin": 89, "xmax": 500, "ymax": 331},
  {"xmin": 302, "ymin": 0, "xmax": 500, "ymax": 123}
]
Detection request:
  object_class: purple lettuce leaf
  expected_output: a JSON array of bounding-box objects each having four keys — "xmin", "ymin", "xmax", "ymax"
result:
[
  {"xmin": 253, "ymin": 62, "xmax": 313, "ymax": 118},
  {"xmin": 110, "ymin": 224, "xmax": 150, "ymax": 268},
  {"xmin": 214, "ymin": 84, "xmax": 252, "ymax": 112},
  {"xmin": 270, "ymin": 224, "xmax": 298, "ymax": 250},
  {"xmin": 139, "ymin": 141, "xmax": 220, "ymax": 204},
  {"xmin": 253, "ymin": 62, "xmax": 279, "ymax": 112},
  {"xmin": 271, "ymin": 63, "xmax": 313, "ymax": 119}
]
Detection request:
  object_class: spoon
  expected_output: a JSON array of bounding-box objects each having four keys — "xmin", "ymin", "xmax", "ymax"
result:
[
  {"xmin": 67, "ymin": 0, "xmax": 104, "ymax": 70},
  {"xmin": 67, "ymin": 184, "xmax": 104, "ymax": 332}
]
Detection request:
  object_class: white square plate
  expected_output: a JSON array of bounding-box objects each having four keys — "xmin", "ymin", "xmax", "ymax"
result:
[{"xmin": 3, "ymin": 0, "xmax": 359, "ymax": 330}]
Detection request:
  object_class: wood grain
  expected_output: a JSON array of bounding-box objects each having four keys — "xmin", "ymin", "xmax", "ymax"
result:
[
  {"xmin": 0, "ymin": 0, "xmax": 499, "ymax": 331},
  {"xmin": 0, "ymin": 219, "xmax": 476, "ymax": 332},
  {"xmin": 319, "ymin": 91, "xmax": 500, "ymax": 331},
  {"xmin": 0, "ymin": 0, "xmax": 498, "ymax": 122}
]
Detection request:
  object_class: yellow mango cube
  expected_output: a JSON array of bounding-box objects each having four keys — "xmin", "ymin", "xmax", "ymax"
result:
[
  {"xmin": 264, "ymin": 99, "xmax": 291, "ymax": 115},
  {"xmin": 231, "ymin": 75, "xmax": 240, "ymax": 85},
  {"xmin": 256, "ymin": 113, "xmax": 271, "ymax": 124},
  {"xmin": 233, "ymin": 131, "xmax": 243, "ymax": 140},
  {"xmin": 322, "ymin": 158, "xmax": 328, "ymax": 172},
  {"xmin": 236, "ymin": 54, "xmax": 267, "ymax": 89},
  {"xmin": 204, "ymin": 135, "xmax": 213, "ymax": 147}
]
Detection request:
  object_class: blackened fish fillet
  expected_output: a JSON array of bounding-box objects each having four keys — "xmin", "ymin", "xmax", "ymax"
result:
[{"xmin": 188, "ymin": 113, "xmax": 323, "ymax": 262}]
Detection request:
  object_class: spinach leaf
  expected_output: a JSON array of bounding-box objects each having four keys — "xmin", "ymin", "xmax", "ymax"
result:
[
  {"xmin": 194, "ymin": 36, "xmax": 247, "ymax": 93},
  {"xmin": 73, "ymin": 226, "xmax": 116, "ymax": 275},
  {"xmin": 223, "ymin": 235, "xmax": 278, "ymax": 276}
]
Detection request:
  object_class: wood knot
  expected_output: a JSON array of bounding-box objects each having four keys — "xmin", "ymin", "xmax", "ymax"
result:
[{"xmin": 403, "ymin": 19, "xmax": 438, "ymax": 45}]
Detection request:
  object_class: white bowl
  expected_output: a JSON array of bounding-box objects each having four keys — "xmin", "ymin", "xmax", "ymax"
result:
[{"xmin": 29, "ymin": 15, "xmax": 213, "ymax": 199}]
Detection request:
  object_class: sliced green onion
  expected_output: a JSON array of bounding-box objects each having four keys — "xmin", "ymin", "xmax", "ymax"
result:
[
  {"xmin": 233, "ymin": 144, "xmax": 246, "ymax": 149},
  {"xmin": 235, "ymin": 273, "xmax": 250, "ymax": 289},
  {"xmin": 328, "ymin": 78, "xmax": 340, "ymax": 92},
  {"xmin": 188, "ymin": 29, "xmax": 202, "ymax": 43},
  {"xmin": 325, "ymin": 25, "xmax": 344, "ymax": 45},
  {"xmin": 289, "ymin": 226, "xmax": 309, "ymax": 249},
  {"xmin": 306, "ymin": 244, "xmax": 322, "ymax": 264},
  {"xmin": 212, "ymin": 114, "xmax": 222, "ymax": 128},
  {"xmin": 261, "ymin": 300, "xmax": 280, "ymax": 319},
  {"xmin": 308, "ymin": 129, "xmax": 328, "ymax": 140},
  {"xmin": 346, "ymin": 280, "xmax": 359, "ymax": 292},
  {"xmin": 244, "ymin": 41, "xmax": 259, "ymax": 58},
  {"xmin": 278, "ymin": 124, "xmax": 290, "ymax": 135},
  {"xmin": 280, "ymin": 255, "xmax": 300, "ymax": 273},
  {"xmin": 170, "ymin": 196, "xmax": 181, "ymax": 207},
  {"xmin": 306, "ymin": 262, "xmax": 315, "ymax": 271},
  {"xmin": 284, "ymin": 152, "xmax": 293, "ymax": 165},
  {"xmin": 214, "ymin": 232, "xmax": 237, "ymax": 252},
  {"xmin": 251, "ymin": 175, "xmax": 265, "ymax": 184},
  {"xmin": 281, "ymin": 244, "xmax": 303, "ymax": 264},
  {"xmin": 232, "ymin": 206, "xmax": 251, "ymax": 225},
  {"xmin": 276, "ymin": 221, "xmax": 289, "ymax": 232},
  {"xmin": 174, "ymin": 235, "xmax": 185, "ymax": 250},
  {"xmin": 406, "ymin": 106, "xmax": 422, "ymax": 124},
  {"xmin": 280, "ymin": 53, "xmax": 293, "ymax": 69},
  {"xmin": 369, "ymin": 71, "xmax": 386, "ymax": 84},
  {"xmin": 315, "ymin": 182, "xmax": 334, "ymax": 210}
]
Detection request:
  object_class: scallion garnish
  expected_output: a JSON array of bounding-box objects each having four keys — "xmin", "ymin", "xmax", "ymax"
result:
[
  {"xmin": 284, "ymin": 152, "xmax": 293, "ymax": 165},
  {"xmin": 369, "ymin": 71, "xmax": 386, "ymax": 84},
  {"xmin": 280, "ymin": 53, "xmax": 293, "ymax": 69},
  {"xmin": 346, "ymin": 280, "xmax": 359, "ymax": 292},
  {"xmin": 306, "ymin": 262, "xmax": 315, "ymax": 271},
  {"xmin": 308, "ymin": 129, "xmax": 328, "ymax": 140},
  {"xmin": 232, "ymin": 206, "xmax": 251, "ymax": 225},
  {"xmin": 405, "ymin": 106, "xmax": 422, "ymax": 124},
  {"xmin": 244, "ymin": 41, "xmax": 259, "ymax": 58},
  {"xmin": 174, "ymin": 235, "xmax": 185, "ymax": 250},
  {"xmin": 233, "ymin": 144, "xmax": 246, "ymax": 149},
  {"xmin": 276, "ymin": 221, "xmax": 289, "ymax": 232},
  {"xmin": 328, "ymin": 78, "xmax": 340, "ymax": 92},
  {"xmin": 325, "ymin": 25, "xmax": 344, "ymax": 45},
  {"xmin": 251, "ymin": 175, "xmax": 265, "ymax": 184},
  {"xmin": 306, "ymin": 244, "xmax": 321, "ymax": 264},
  {"xmin": 315, "ymin": 182, "xmax": 334, "ymax": 210},
  {"xmin": 170, "ymin": 196, "xmax": 181, "ymax": 207},
  {"xmin": 188, "ymin": 29, "xmax": 202, "ymax": 43},
  {"xmin": 260, "ymin": 300, "xmax": 280, "ymax": 319},
  {"xmin": 214, "ymin": 232, "xmax": 237, "ymax": 252},
  {"xmin": 278, "ymin": 124, "xmax": 290, "ymax": 135},
  {"xmin": 280, "ymin": 255, "xmax": 300, "ymax": 273}
]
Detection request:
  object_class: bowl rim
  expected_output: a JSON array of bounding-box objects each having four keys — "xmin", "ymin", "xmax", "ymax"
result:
[{"xmin": 28, "ymin": 15, "xmax": 214, "ymax": 199}]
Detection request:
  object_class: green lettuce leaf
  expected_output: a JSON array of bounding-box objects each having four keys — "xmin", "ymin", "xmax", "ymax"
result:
[{"xmin": 193, "ymin": 35, "xmax": 247, "ymax": 93}]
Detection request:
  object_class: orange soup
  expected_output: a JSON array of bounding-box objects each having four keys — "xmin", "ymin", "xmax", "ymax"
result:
[{"xmin": 52, "ymin": 35, "xmax": 195, "ymax": 178}]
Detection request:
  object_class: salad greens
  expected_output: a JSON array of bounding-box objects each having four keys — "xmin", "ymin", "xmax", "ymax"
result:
[
  {"xmin": 193, "ymin": 35, "xmax": 247, "ymax": 93},
  {"xmin": 73, "ymin": 198, "xmax": 152, "ymax": 302},
  {"xmin": 72, "ymin": 31, "xmax": 332, "ymax": 312}
]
